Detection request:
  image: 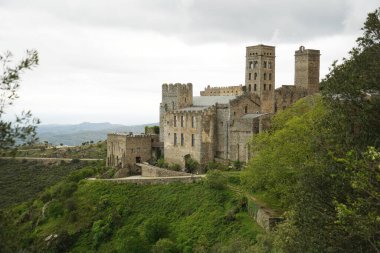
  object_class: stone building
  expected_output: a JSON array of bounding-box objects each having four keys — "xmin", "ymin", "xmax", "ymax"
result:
[
  {"xmin": 107, "ymin": 44, "xmax": 320, "ymax": 170},
  {"xmin": 106, "ymin": 133, "xmax": 161, "ymax": 174}
]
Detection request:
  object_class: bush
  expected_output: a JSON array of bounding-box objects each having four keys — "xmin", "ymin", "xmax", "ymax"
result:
[
  {"xmin": 59, "ymin": 182, "xmax": 78, "ymax": 198},
  {"xmin": 152, "ymin": 238, "xmax": 177, "ymax": 253},
  {"xmin": 185, "ymin": 156, "xmax": 199, "ymax": 173},
  {"xmin": 205, "ymin": 170, "xmax": 227, "ymax": 190},
  {"xmin": 67, "ymin": 168, "xmax": 94, "ymax": 182},
  {"xmin": 47, "ymin": 200, "xmax": 64, "ymax": 218},
  {"xmin": 157, "ymin": 158, "xmax": 169, "ymax": 168},
  {"xmin": 119, "ymin": 235, "xmax": 150, "ymax": 253},
  {"xmin": 91, "ymin": 219, "xmax": 112, "ymax": 248},
  {"xmin": 168, "ymin": 163, "xmax": 181, "ymax": 171},
  {"xmin": 144, "ymin": 216, "xmax": 170, "ymax": 244},
  {"xmin": 207, "ymin": 161, "xmax": 229, "ymax": 171},
  {"xmin": 232, "ymin": 160, "xmax": 243, "ymax": 170}
]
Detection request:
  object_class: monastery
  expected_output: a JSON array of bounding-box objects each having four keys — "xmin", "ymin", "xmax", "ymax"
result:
[{"xmin": 107, "ymin": 44, "xmax": 320, "ymax": 172}]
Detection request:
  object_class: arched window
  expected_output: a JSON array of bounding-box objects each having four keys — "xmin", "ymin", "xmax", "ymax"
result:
[
  {"xmin": 254, "ymin": 73, "xmax": 257, "ymax": 80},
  {"xmin": 264, "ymin": 84, "xmax": 267, "ymax": 90},
  {"xmin": 244, "ymin": 106, "xmax": 248, "ymax": 113},
  {"xmin": 263, "ymin": 61, "xmax": 267, "ymax": 68},
  {"xmin": 254, "ymin": 84, "xmax": 257, "ymax": 91},
  {"xmin": 269, "ymin": 73, "xmax": 272, "ymax": 80},
  {"xmin": 264, "ymin": 73, "xmax": 267, "ymax": 80},
  {"xmin": 248, "ymin": 84, "xmax": 251, "ymax": 91},
  {"xmin": 268, "ymin": 62, "xmax": 272, "ymax": 69},
  {"xmin": 248, "ymin": 73, "xmax": 251, "ymax": 80},
  {"xmin": 269, "ymin": 84, "xmax": 272, "ymax": 90}
]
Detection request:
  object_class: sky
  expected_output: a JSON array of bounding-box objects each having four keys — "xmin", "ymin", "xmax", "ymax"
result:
[{"xmin": 1, "ymin": 0, "xmax": 379, "ymax": 125}]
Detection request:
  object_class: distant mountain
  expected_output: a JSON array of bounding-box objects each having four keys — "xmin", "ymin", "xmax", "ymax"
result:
[{"xmin": 36, "ymin": 122, "xmax": 158, "ymax": 146}]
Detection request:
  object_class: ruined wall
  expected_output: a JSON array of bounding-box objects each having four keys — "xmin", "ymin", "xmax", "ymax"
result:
[
  {"xmin": 228, "ymin": 94, "xmax": 261, "ymax": 162},
  {"xmin": 140, "ymin": 163, "xmax": 191, "ymax": 177},
  {"xmin": 107, "ymin": 134, "xmax": 158, "ymax": 172},
  {"xmin": 164, "ymin": 106, "xmax": 217, "ymax": 167},
  {"xmin": 294, "ymin": 46, "xmax": 320, "ymax": 95},
  {"xmin": 200, "ymin": 85, "xmax": 244, "ymax": 96},
  {"xmin": 160, "ymin": 83, "xmax": 193, "ymax": 142},
  {"xmin": 274, "ymin": 85, "xmax": 308, "ymax": 112}
]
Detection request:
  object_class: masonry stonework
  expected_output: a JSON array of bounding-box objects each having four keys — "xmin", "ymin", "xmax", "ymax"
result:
[{"xmin": 107, "ymin": 44, "xmax": 320, "ymax": 173}]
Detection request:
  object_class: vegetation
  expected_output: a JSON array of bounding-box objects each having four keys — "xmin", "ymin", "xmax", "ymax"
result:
[
  {"xmin": 0, "ymin": 173, "xmax": 263, "ymax": 252},
  {"xmin": 1, "ymin": 141, "xmax": 107, "ymax": 159},
  {"xmin": 145, "ymin": 125, "xmax": 160, "ymax": 134},
  {"xmin": 0, "ymin": 50, "xmax": 39, "ymax": 151},
  {"xmin": 0, "ymin": 159, "xmax": 103, "ymax": 209},
  {"xmin": 243, "ymin": 8, "xmax": 380, "ymax": 252}
]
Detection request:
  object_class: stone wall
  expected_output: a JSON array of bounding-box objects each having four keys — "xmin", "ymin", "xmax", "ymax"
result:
[
  {"xmin": 274, "ymin": 85, "xmax": 308, "ymax": 112},
  {"xmin": 139, "ymin": 163, "xmax": 191, "ymax": 177},
  {"xmin": 164, "ymin": 106, "xmax": 217, "ymax": 167},
  {"xmin": 107, "ymin": 134, "xmax": 159, "ymax": 173},
  {"xmin": 200, "ymin": 85, "xmax": 244, "ymax": 96},
  {"xmin": 160, "ymin": 83, "xmax": 193, "ymax": 142}
]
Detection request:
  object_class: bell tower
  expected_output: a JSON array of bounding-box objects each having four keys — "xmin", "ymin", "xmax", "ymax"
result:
[{"xmin": 245, "ymin": 44, "xmax": 276, "ymax": 113}]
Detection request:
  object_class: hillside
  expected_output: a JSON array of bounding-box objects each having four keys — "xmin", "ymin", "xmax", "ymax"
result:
[
  {"xmin": 0, "ymin": 169, "xmax": 264, "ymax": 252},
  {"xmin": 36, "ymin": 122, "xmax": 158, "ymax": 146}
]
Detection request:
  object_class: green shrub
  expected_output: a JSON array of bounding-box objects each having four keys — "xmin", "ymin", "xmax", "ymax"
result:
[
  {"xmin": 157, "ymin": 158, "xmax": 168, "ymax": 168},
  {"xmin": 185, "ymin": 156, "xmax": 199, "ymax": 173},
  {"xmin": 59, "ymin": 182, "xmax": 77, "ymax": 198},
  {"xmin": 119, "ymin": 235, "xmax": 150, "ymax": 253},
  {"xmin": 144, "ymin": 216, "xmax": 170, "ymax": 244},
  {"xmin": 47, "ymin": 200, "xmax": 64, "ymax": 218},
  {"xmin": 67, "ymin": 168, "xmax": 94, "ymax": 182},
  {"xmin": 168, "ymin": 163, "xmax": 181, "ymax": 171},
  {"xmin": 152, "ymin": 238, "xmax": 177, "ymax": 253},
  {"xmin": 91, "ymin": 219, "xmax": 112, "ymax": 248},
  {"xmin": 205, "ymin": 170, "xmax": 227, "ymax": 190},
  {"xmin": 207, "ymin": 161, "xmax": 229, "ymax": 171}
]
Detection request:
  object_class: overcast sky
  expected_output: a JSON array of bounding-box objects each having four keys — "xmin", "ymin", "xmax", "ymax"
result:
[{"xmin": 1, "ymin": 0, "xmax": 379, "ymax": 125}]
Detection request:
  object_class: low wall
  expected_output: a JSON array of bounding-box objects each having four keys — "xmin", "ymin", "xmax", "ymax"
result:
[
  {"xmin": 97, "ymin": 176, "xmax": 203, "ymax": 185},
  {"xmin": 138, "ymin": 163, "xmax": 191, "ymax": 177},
  {"xmin": 247, "ymin": 198, "xmax": 283, "ymax": 231}
]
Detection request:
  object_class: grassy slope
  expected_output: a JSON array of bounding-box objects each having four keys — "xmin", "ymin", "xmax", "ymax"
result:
[
  {"xmin": 0, "ymin": 159, "xmax": 97, "ymax": 209},
  {"xmin": 1, "ymin": 179, "xmax": 263, "ymax": 252}
]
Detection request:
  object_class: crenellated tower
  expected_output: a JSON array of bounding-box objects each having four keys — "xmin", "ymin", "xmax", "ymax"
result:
[
  {"xmin": 294, "ymin": 46, "xmax": 320, "ymax": 94},
  {"xmin": 159, "ymin": 83, "xmax": 193, "ymax": 141},
  {"xmin": 245, "ymin": 44, "xmax": 276, "ymax": 113}
]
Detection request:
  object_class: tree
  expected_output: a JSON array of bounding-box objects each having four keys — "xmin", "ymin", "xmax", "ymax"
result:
[{"xmin": 0, "ymin": 50, "xmax": 39, "ymax": 150}]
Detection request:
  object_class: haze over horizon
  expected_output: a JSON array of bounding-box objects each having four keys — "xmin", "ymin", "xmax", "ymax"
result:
[{"xmin": 1, "ymin": 0, "xmax": 378, "ymax": 125}]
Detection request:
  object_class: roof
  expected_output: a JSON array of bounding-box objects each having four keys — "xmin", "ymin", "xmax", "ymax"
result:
[
  {"xmin": 241, "ymin": 113, "xmax": 267, "ymax": 120},
  {"xmin": 193, "ymin": 96, "xmax": 237, "ymax": 106}
]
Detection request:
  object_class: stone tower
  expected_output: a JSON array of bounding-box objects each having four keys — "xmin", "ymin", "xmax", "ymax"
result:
[
  {"xmin": 159, "ymin": 83, "xmax": 193, "ymax": 141},
  {"xmin": 245, "ymin": 44, "xmax": 276, "ymax": 113},
  {"xmin": 294, "ymin": 46, "xmax": 320, "ymax": 94}
]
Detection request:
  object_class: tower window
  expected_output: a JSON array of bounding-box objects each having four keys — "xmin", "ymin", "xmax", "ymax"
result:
[
  {"xmin": 174, "ymin": 133, "xmax": 177, "ymax": 146},
  {"xmin": 244, "ymin": 106, "xmax": 248, "ymax": 113},
  {"xmin": 254, "ymin": 84, "xmax": 257, "ymax": 91},
  {"xmin": 248, "ymin": 84, "xmax": 251, "ymax": 91},
  {"xmin": 181, "ymin": 133, "xmax": 184, "ymax": 146},
  {"xmin": 174, "ymin": 116, "xmax": 177, "ymax": 127},
  {"xmin": 269, "ymin": 84, "xmax": 272, "ymax": 90},
  {"xmin": 249, "ymin": 61, "xmax": 253, "ymax": 69},
  {"xmin": 263, "ymin": 61, "xmax": 267, "ymax": 68},
  {"xmin": 254, "ymin": 61, "xmax": 258, "ymax": 68},
  {"xmin": 254, "ymin": 73, "xmax": 257, "ymax": 80},
  {"xmin": 191, "ymin": 134, "xmax": 195, "ymax": 147},
  {"xmin": 264, "ymin": 84, "xmax": 267, "ymax": 90},
  {"xmin": 180, "ymin": 115, "xmax": 184, "ymax": 127},
  {"xmin": 264, "ymin": 73, "xmax": 267, "ymax": 80},
  {"xmin": 248, "ymin": 73, "xmax": 251, "ymax": 80},
  {"xmin": 191, "ymin": 116, "xmax": 196, "ymax": 128},
  {"xmin": 269, "ymin": 73, "xmax": 272, "ymax": 80},
  {"xmin": 268, "ymin": 62, "xmax": 272, "ymax": 69}
]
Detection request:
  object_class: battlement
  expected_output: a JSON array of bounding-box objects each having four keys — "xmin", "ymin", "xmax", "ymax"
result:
[
  {"xmin": 200, "ymin": 85, "xmax": 244, "ymax": 96},
  {"xmin": 162, "ymin": 83, "xmax": 193, "ymax": 95},
  {"xmin": 246, "ymin": 44, "xmax": 276, "ymax": 56},
  {"xmin": 295, "ymin": 46, "xmax": 320, "ymax": 56},
  {"xmin": 108, "ymin": 133, "xmax": 157, "ymax": 139}
]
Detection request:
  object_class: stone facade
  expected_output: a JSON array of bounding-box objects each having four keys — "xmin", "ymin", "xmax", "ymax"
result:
[
  {"xmin": 107, "ymin": 44, "xmax": 320, "ymax": 171},
  {"xmin": 200, "ymin": 85, "xmax": 245, "ymax": 96},
  {"xmin": 106, "ymin": 133, "xmax": 159, "ymax": 173}
]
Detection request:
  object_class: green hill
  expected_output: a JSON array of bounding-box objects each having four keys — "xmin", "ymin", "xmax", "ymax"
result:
[{"xmin": 0, "ymin": 165, "xmax": 263, "ymax": 252}]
